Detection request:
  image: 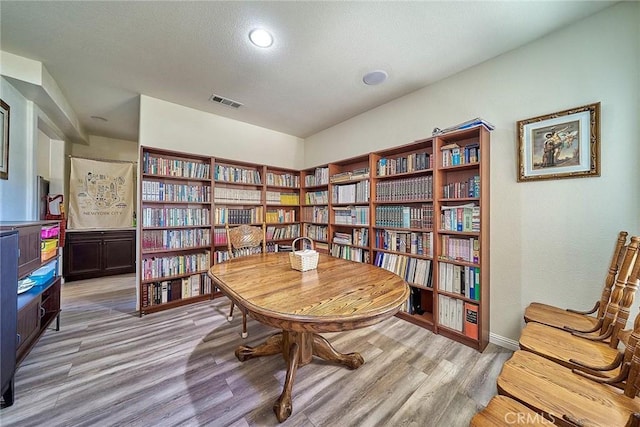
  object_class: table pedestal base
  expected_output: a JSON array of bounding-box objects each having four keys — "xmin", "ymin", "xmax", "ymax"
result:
[{"xmin": 235, "ymin": 331, "xmax": 364, "ymax": 422}]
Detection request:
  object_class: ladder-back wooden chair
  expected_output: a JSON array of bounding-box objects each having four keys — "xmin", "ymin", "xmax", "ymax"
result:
[
  {"xmin": 497, "ymin": 348, "xmax": 640, "ymax": 427},
  {"xmin": 519, "ymin": 237, "xmax": 640, "ymax": 378},
  {"xmin": 225, "ymin": 224, "xmax": 266, "ymax": 338},
  {"xmin": 524, "ymin": 231, "xmax": 628, "ymax": 332},
  {"xmin": 470, "ymin": 395, "xmax": 561, "ymax": 426}
]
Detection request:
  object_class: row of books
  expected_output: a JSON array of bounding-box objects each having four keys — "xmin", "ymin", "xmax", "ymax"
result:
[
  {"xmin": 266, "ymin": 224, "xmax": 300, "ymax": 240},
  {"xmin": 440, "ymin": 204, "xmax": 480, "ymax": 232},
  {"xmin": 230, "ymin": 246, "xmax": 263, "ymax": 258},
  {"xmin": 375, "ymin": 175, "xmax": 433, "ymax": 202},
  {"xmin": 142, "ymin": 181, "xmax": 211, "ymax": 202},
  {"xmin": 214, "ymin": 207, "xmax": 263, "ymax": 225},
  {"xmin": 214, "ymin": 164, "xmax": 261, "ymax": 184},
  {"xmin": 141, "ymin": 207, "xmax": 210, "ymax": 228},
  {"xmin": 265, "ymin": 172, "xmax": 300, "ymax": 188},
  {"xmin": 441, "ymin": 142, "xmax": 480, "ymax": 167},
  {"xmin": 440, "ymin": 235, "xmax": 479, "ymax": 263},
  {"xmin": 305, "ymin": 167, "xmax": 329, "ymax": 187},
  {"xmin": 213, "ymin": 228, "xmax": 227, "ymax": 245},
  {"xmin": 330, "ymin": 244, "xmax": 370, "ymax": 263},
  {"xmin": 438, "ymin": 262, "xmax": 480, "ymax": 301},
  {"xmin": 377, "ymin": 152, "xmax": 432, "ymax": 176},
  {"xmin": 141, "ymin": 251, "xmax": 211, "ymax": 281},
  {"xmin": 374, "ymin": 230, "xmax": 433, "ymax": 257},
  {"xmin": 301, "ymin": 206, "xmax": 328, "ymax": 223},
  {"xmin": 402, "ymin": 287, "xmax": 427, "ymax": 315},
  {"xmin": 143, "ymin": 153, "xmax": 210, "ymax": 179},
  {"xmin": 330, "ymin": 167, "xmax": 370, "ymax": 183},
  {"xmin": 266, "ymin": 208, "xmax": 296, "ymax": 223},
  {"xmin": 142, "ymin": 229, "xmax": 211, "ymax": 251},
  {"xmin": 374, "ymin": 252, "xmax": 433, "ymax": 287},
  {"xmin": 303, "ymin": 224, "xmax": 328, "ymax": 242},
  {"xmin": 305, "ymin": 190, "xmax": 329, "ymax": 205},
  {"xmin": 374, "ymin": 205, "xmax": 434, "ymax": 229},
  {"xmin": 442, "ymin": 175, "xmax": 480, "ymax": 199},
  {"xmin": 266, "ymin": 191, "xmax": 300, "ymax": 205},
  {"xmin": 266, "ymin": 243, "xmax": 293, "ymax": 253},
  {"xmin": 332, "ymin": 227, "xmax": 369, "ymax": 246},
  {"xmin": 213, "ymin": 187, "xmax": 261, "ymax": 204},
  {"xmin": 332, "ymin": 180, "xmax": 370, "ymax": 204},
  {"xmin": 140, "ymin": 273, "xmax": 213, "ymax": 308},
  {"xmin": 438, "ymin": 295, "xmax": 478, "ymax": 340},
  {"xmin": 333, "ymin": 206, "xmax": 369, "ymax": 225}
]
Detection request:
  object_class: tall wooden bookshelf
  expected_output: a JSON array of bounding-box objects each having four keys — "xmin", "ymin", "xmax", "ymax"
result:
[
  {"xmin": 265, "ymin": 166, "xmax": 302, "ymax": 251},
  {"xmin": 139, "ymin": 147, "xmax": 215, "ymax": 315},
  {"xmin": 138, "ymin": 127, "xmax": 489, "ymax": 350},
  {"xmin": 328, "ymin": 155, "xmax": 371, "ymax": 263},
  {"xmin": 433, "ymin": 126, "xmax": 490, "ymax": 350},
  {"xmin": 300, "ymin": 166, "xmax": 330, "ymax": 253},
  {"xmin": 369, "ymin": 138, "xmax": 436, "ymax": 329},
  {"xmin": 212, "ymin": 158, "xmax": 264, "ymax": 263}
]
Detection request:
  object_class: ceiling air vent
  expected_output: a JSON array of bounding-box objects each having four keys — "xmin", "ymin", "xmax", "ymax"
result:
[{"xmin": 209, "ymin": 94, "xmax": 243, "ymax": 109}]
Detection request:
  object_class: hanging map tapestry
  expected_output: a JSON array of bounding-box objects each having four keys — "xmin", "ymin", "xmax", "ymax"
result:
[{"xmin": 68, "ymin": 158, "xmax": 134, "ymax": 229}]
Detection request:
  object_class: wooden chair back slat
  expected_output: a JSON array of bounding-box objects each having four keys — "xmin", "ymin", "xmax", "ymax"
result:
[
  {"xmin": 598, "ymin": 231, "xmax": 630, "ymax": 318},
  {"xmin": 602, "ymin": 237, "xmax": 640, "ymax": 338}
]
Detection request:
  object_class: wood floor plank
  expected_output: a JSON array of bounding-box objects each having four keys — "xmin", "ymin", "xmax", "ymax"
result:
[{"xmin": 0, "ymin": 273, "xmax": 511, "ymax": 426}]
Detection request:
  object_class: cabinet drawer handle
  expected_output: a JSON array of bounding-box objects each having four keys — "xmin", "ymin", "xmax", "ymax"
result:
[
  {"xmin": 40, "ymin": 306, "xmax": 46, "ymax": 318},
  {"xmin": 16, "ymin": 333, "xmax": 21, "ymax": 346}
]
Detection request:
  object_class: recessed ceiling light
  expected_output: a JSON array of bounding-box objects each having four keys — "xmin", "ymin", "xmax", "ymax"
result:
[
  {"xmin": 249, "ymin": 28, "xmax": 273, "ymax": 48},
  {"xmin": 363, "ymin": 70, "xmax": 388, "ymax": 86},
  {"xmin": 90, "ymin": 115, "xmax": 108, "ymax": 122}
]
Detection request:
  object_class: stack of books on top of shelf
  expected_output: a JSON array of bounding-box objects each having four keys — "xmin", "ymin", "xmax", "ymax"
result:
[
  {"xmin": 432, "ymin": 117, "xmax": 494, "ymax": 136},
  {"xmin": 330, "ymin": 167, "xmax": 370, "ymax": 183},
  {"xmin": 333, "ymin": 232, "xmax": 352, "ymax": 245}
]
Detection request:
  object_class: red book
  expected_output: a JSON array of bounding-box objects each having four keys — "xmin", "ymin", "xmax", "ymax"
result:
[{"xmin": 464, "ymin": 302, "xmax": 479, "ymax": 340}]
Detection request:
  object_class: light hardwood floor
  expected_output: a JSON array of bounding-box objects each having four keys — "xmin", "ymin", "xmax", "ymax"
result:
[{"xmin": 0, "ymin": 274, "xmax": 511, "ymax": 426}]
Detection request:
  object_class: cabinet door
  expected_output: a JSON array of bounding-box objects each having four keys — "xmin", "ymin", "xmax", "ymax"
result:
[
  {"xmin": 16, "ymin": 298, "xmax": 40, "ymax": 364},
  {"xmin": 17, "ymin": 225, "xmax": 41, "ymax": 279},
  {"xmin": 63, "ymin": 234, "xmax": 103, "ymax": 279},
  {"xmin": 102, "ymin": 231, "xmax": 136, "ymax": 274}
]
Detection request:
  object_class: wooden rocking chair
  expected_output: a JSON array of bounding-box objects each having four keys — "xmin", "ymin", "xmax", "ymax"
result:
[
  {"xmin": 225, "ymin": 224, "xmax": 266, "ymax": 338},
  {"xmin": 498, "ymin": 348, "xmax": 640, "ymax": 427},
  {"xmin": 519, "ymin": 237, "xmax": 640, "ymax": 379},
  {"xmin": 524, "ymin": 231, "xmax": 629, "ymax": 332}
]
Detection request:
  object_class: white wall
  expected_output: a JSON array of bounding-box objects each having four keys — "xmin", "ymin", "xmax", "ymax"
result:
[
  {"xmin": 304, "ymin": 2, "xmax": 640, "ymax": 343},
  {"xmin": 37, "ymin": 129, "xmax": 50, "ymax": 179},
  {"xmin": 71, "ymin": 135, "xmax": 138, "ymax": 162},
  {"xmin": 0, "ymin": 78, "xmax": 38, "ymax": 221},
  {"xmin": 139, "ymin": 96, "xmax": 304, "ymax": 169}
]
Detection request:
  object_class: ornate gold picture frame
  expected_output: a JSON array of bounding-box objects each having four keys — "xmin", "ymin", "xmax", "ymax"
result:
[
  {"xmin": 517, "ymin": 102, "xmax": 600, "ymax": 182},
  {"xmin": 0, "ymin": 99, "xmax": 9, "ymax": 180}
]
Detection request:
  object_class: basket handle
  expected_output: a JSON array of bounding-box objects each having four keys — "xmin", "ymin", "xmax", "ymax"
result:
[{"xmin": 291, "ymin": 237, "xmax": 314, "ymax": 253}]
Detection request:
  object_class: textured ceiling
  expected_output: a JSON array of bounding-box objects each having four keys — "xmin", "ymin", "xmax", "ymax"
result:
[{"xmin": 0, "ymin": 1, "xmax": 617, "ymax": 142}]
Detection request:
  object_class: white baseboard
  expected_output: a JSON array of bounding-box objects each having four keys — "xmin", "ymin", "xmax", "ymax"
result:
[{"xmin": 489, "ymin": 333, "xmax": 519, "ymax": 351}]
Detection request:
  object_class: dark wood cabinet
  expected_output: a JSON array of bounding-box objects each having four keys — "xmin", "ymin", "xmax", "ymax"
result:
[
  {"xmin": 0, "ymin": 221, "xmax": 61, "ymax": 407},
  {"xmin": 63, "ymin": 230, "xmax": 136, "ymax": 282},
  {"xmin": 0, "ymin": 231, "xmax": 19, "ymax": 407}
]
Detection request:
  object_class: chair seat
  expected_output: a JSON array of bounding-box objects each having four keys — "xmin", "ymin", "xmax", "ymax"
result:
[
  {"xmin": 524, "ymin": 302, "xmax": 601, "ymax": 331},
  {"xmin": 498, "ymin": 350, "xmax": 640, "ymax": 427},
  {"xmin": 519, "ymin": 322, "xmax": 620, "ymax": 372},
  {"xmin": 470, "ymin": 395, "xmax": 557, "ymax": 426}
]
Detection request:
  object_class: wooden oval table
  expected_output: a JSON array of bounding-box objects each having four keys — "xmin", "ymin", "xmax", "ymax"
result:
[{"xmin": 208, "ymin": 253, "xmax": 409, "ymax": 423}]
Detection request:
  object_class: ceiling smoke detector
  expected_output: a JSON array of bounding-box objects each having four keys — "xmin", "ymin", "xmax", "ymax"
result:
[
  {"xmin": 362, "ymin": 70, "xmax": 388, "ymax": 86},
  {"xmin": 209, "ymin": 94, "xmax": 243, "ymax": 109}
]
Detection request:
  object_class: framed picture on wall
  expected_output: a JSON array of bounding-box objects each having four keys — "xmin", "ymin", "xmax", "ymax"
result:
[
  {"xmin": 0, "ymin": 99, "xmax": 9, "ymax": 180},
  {"xmin": 517, "ymin": 102, "xmax": 600, "ymax": 182}
]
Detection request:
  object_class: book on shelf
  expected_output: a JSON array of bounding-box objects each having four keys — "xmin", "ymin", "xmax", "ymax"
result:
[{"xmin": 464, "ymin": 302, "xmax": 479, "ymax": 340}]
